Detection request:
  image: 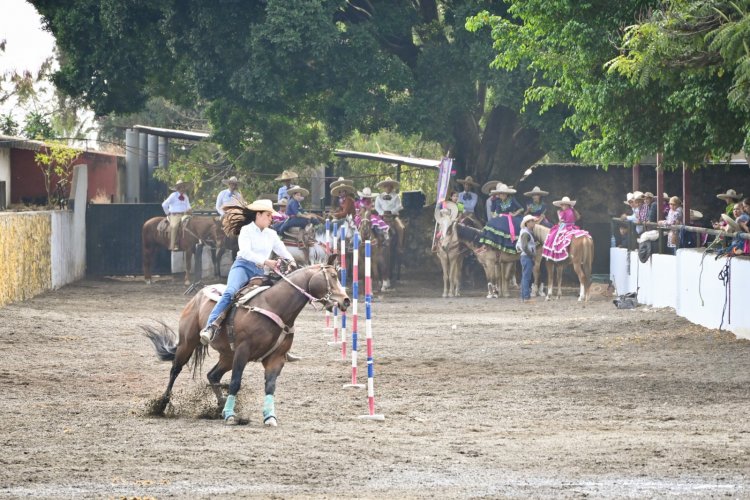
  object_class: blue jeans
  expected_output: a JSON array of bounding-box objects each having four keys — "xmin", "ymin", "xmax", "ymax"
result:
[
  {"xmin": 520, "ymin": 254, "xmax": 534, "ymax": 300},
  {"xmin": 275, "ymin": 216, "xmax": 309, "ymax": 234},
  {"xmin": 206, "ymin": 258, "xmax": 264, "ymax": 327}
]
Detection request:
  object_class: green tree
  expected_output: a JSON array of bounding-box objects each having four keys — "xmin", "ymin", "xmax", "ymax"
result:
[
  {"xmin": 468, "ymin": 0, "xmax": 748, "ymax": 168},
  {"xmin": 34, "ymin": 142, "xmax": 81, "ymax": 208},
  {"xmin": 31, "ymin": 0, "xmax": 574, "ymax": 184}
]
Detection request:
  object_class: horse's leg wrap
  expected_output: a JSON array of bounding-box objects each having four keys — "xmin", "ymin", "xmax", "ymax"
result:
[
  {"xmin": 263, "ymin": 394, "xmax": 276, "ymax": 422},
  {"xmin": 222, "ymin": 395, "xmax": 237, "ymax": 419}
]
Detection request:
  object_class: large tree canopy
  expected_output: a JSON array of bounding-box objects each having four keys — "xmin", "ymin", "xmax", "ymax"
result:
[
  {"xmin": 469, "ymin": 0, "xmax": 749, "ymax": 168},
  {"xmin": 30, "ymin": 0, "xmax": 573, "ymax": 183}
]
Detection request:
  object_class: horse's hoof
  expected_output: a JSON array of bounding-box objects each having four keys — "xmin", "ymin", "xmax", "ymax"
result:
[
  {"xmin": 145, "ymin": 279, "xmax": 152, "ymax": 285},
  {"xmin": 264, "ymin": 416, "xmax": 278, "ymax": 427},
  {"xmin": 442, "ymin": 293, "xmax": 448, "ymax": 298},
  {"xmin": 486, "ymin": 294, "xmax": 493, "ymax": 299},
  {"xmin": 224, "ymin": 415, "xmax": 238, "ymax": 426}
]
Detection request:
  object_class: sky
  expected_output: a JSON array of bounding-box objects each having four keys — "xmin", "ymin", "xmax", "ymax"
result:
[{"xmin": 0, "ymin": 0, "xmax": 55, "ymax": 74}]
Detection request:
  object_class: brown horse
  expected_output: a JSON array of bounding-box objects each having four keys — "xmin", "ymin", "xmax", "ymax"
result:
[
  {"xmin": 435, "ymin": 211, "xmax": 467, "ymax": 297},
  {"xmin": 142, "ymin": 215, "xmax": 223, "ymax": 285},
  {"xmin": 358, "ymin": 213, "xmax": 392, "ymax": 292},
  {"xmin": 144, "ymin": 256, "xmax": 350, "ymax": 425},
  {"xmin": 532, "ymin": 224, "xmax": 594, "ymax": 302},
  {"xmin": 453, "ymin": 222, "xmax": 519, "ymax": 298}
]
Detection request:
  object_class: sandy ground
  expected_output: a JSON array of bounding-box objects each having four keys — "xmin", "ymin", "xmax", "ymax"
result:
[{"xmin": 1, "ymin": 275, "xmax": 749, "ymax": 499}]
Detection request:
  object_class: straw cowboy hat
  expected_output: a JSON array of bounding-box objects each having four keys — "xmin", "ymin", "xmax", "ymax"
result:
[
  {"xmin": 331, "ymin": 183, "xmax": 355, "ymax": 197},
  {"xmin": 552, "ymin": 196, "xmax": 576, "ymax": 207},
  {"xmin": 523, "ymin": 186, "xmax": 549, "ymax": 197},
  {"xmin": 717, "ymin": 189, "xmax": 743, "ymax": 201},
  {"xmin": 171, "ymin": 179, "xmax": 192, "ymax": 191},
  {"xmin": 376, "ymin": 177, "xmax": 400, "ymax": 190},
  {"xmin": 274, "ymin": 198, "xmax": 288, "ymax": 207},
  {"xmin": 632, "ymin": 190, "xmax": 645, "ymax": 201},
  {"xmin": 490, "ymin": 182, "xmax": 516, "ymax": 195},
  {"xmin": 286, "ymin": 185, "xmax": 309, "ymax": 197},
  {"xmin": 689, "ymin": 209, "xmax": 703, "ymax": 220},
  {"xmin": 274, "ymin": 170, "xmax": 299, "ymax": 182},
  {"xmin": 330, "ymin": 176, "xmax": 354, "ymax": 189},
  {"xmin": 481, "ymin": 180, "xmax": 500, "ymax": 195},
  {"xmin": 721, "ymin": 213, "xmax": 739, "ymax": 231},
  {"xmin": 643, "ymin": 192, "xmax": 655, "ymax": 199},
  {"xmin": 222, "ymin": 176, "xmax": 241, "ymax": 185},
  {"xmin": 456, "ymin": 176, "xmax": 480, "ymax": 188},
  {"xmin": 246, "ymin": 199, "xmax": 279, "ymax": 216},
  {"xmin": 521, "ymin": 214, "xmax": 537, "ymax": 228},
  {"xmin": 357, "ymin": 187, "xmax": 378, "ymax": 198}
]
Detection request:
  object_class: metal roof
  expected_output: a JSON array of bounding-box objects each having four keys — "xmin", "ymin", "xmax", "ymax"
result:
[
  {"xmin": 334, "ymin": 149, "xmax": 442, "ymax": 169},
  {"xmin": 132, "ymin": 124, "xmax": 210, "ymax": 141}
]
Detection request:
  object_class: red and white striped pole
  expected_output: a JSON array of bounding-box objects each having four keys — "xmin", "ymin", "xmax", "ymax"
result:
[
  {"xmin": 324, "ymin": 219, "xmax": 331, "ymax": 329},
  {"xmin": 338, "ymin": 225, "xmax": 348, "ymax": 360},
  {"xmin": 327, "ymin": 221, "xmax": 341, "ymax": 346},
  {"xmin": 344, "ymin": 230, "xmax": 364, "ymax": 389},
  {"xmin": 359, "ymin": 239, "xmax": 384, "ymax": 420}
]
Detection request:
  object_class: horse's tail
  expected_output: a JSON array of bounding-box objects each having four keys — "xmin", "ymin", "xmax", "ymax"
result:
[
  {"xmin": 582, "ymin": 236, "xmax": 594, "ymax": 287},
  {"xmin": 142, "ymin": 321, "xmax": 208, "ymax": 379},
  {"xmin": 142, "ymin": 321, "xmax": 177, "ymax": 361}
]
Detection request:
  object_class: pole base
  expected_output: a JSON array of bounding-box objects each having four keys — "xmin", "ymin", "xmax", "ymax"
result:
[
  {"xmin": 343, "ymin": 383, "xmax": 365, "ymax": 389},
  {"xmin": 358, "ymin": 414, "xmax": 385, "ymax": 421},
  {"xmin": 327, "ymin": 341, "xmax": 342, "ymax": 346}
]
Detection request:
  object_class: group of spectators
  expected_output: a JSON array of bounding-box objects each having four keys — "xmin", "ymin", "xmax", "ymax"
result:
[{"xmin": 618, "ymin": 188, "xmax": 749, "ymax": 255}]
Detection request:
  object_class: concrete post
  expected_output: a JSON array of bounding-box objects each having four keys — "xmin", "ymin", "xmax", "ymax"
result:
[
  {"xmin": 147, "ymin": 134, "xmax": 158, "ymax": 202},
  {"xmin": 125, "ymin": 129, "xmax": 139, "ymax": 203},
  {"xmin": 138, "ymin": 132, "xmax": 148, "ymax": 203}
]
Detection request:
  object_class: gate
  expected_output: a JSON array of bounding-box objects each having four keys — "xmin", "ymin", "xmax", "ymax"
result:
[{"xmin": 86, "ymin": 203, "xmax": 170, "ymax": 276}]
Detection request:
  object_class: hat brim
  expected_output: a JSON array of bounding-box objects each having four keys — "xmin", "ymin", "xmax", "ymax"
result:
[
  {"xmin": 481, "ymin": 181, "xmax": 499, "ymax": 195},
  {"xmin": 376, "ymin": 180, "xmax": 400, "ymax": 190},
  {"xmin": 275, "ymin": 171, "xmax": 299, "ymax": 181},
  {"xmin": 287, "ymin": 188, "xmax": 310, "ymax": 197},
  {"xmin": 720, "ymin": 213, "xmax": 739, "ymax": 230},
  {"xmin": 717, "ymin": 193, "xmax": 743, "ymax": 201},
  {"xmin": 491, "ymin": 188, "xmax": 517, "ymax": 195},
  {"xmin": 222, "ymin": 178, "xmax": 240, "ymax": 185},
  {"xmin": 171, "ymin": 181, "xmax": 193, "ymax": 191},
  {"xmin": 523, "ymin": 190, "xmax": 549, "ymax": 197},
  {"xmin": 331, "ymin": 184, "xmax": 355, "ymax": 196},
  {"xmin": 553, "ymin": 200, "xmax": 576, "ymax": 207},
  {"xmin": 245, "ymin": 201, "xmax": 280, "ymax": 216},
  {"xmin": 357, "ymin": 191, "xmax": 377, "ymax": 198},
  {"xmin": 456, "ymin": 179, "xmax": 480, "ymax": 188}
]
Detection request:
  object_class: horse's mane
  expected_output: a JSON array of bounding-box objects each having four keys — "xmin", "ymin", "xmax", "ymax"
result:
[
  {"xmin": 222, "ymin": 205, "xmax": 259, "ymax": 236},
  {"xmin": 456, "ymin": 222, "xmax": 482, "ymax": 244}
]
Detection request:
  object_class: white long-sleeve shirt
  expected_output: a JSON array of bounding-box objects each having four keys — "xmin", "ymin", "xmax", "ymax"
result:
[
  {"xmin": 375, "ymin": 192, "xmax": 403, "ymax": 215},
  {"xmin": 237, "ymin": 222, "xmax": 294, "ymax": 266},
  {"xmin": 215, "ymin": 189, "xmax": 243, "ymax": 216},
  {"xmin": 162, "ymin": 191, "xmax": 191, "ymax": 215}
]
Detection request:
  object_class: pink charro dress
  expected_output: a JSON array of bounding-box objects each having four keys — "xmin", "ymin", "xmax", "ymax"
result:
[
  {"xmin": 542, "ymin": 207, "xmax": 590, "ymax": 261},
  {"xmin": 354, "ymin": 199, "xmax": 390, "ymax": 231}
]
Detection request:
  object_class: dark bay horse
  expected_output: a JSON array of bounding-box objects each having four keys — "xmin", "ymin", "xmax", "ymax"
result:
[
  {"xmin": 532, "ymin": 224, "xmax": 594, "ymax": 302},
  {"xmin": 144, "ymin": 256, "xmax": 350, "ymax": 426},
  {"xmin": 142, "ymin": 215, "xmax": 223, "ymax": 285}
]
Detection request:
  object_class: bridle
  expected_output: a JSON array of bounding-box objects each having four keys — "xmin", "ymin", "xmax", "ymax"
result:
[{"xmin": 277, "ymin": 264, "xmax": 337, "ymax": 311}]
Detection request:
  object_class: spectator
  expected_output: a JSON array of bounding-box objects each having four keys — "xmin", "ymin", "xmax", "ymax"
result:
[
  {"xmin": 660, "ymin": 196, "xmax": 683, "ymax": 254},
  {"xmin": 716, "ymin": 188, "xmax": 743, "ymax": 216}
]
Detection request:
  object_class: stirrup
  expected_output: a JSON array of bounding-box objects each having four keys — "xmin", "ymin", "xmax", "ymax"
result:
[{"xmin": 199, "ymin": 325, "xmax": 216, "ymax": 346}]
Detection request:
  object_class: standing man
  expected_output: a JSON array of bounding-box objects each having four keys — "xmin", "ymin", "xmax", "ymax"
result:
[
  {"xmin": 516, "ymin": 215, "xmax": 537, "ymax": 303},
  {"xmin": 215, "ymin": 176, "xmax": 245, "ymax": 217},
  {"xmin": 161, "ymin": 180, "xmax": 192, "ymax": 251},
  {"xmin": 275, "ymin": 170, "xmax": 299, "ymax": 203}
]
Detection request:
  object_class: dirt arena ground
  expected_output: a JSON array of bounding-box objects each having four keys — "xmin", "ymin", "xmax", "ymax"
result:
[{"xmin": 1, "ymin": 275, "xmax": 749, "ymax": 499}]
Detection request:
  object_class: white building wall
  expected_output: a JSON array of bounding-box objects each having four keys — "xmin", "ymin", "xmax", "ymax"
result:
[
  {"xmin": 611, "ymin": 247, "xmax": 750, "ymax": 339},
  {"xmin": 0, "ymin": 147, "xmax": 10, "ymax": 206},
  {"xmin": 50, "ymin": 165, "xmax": 87, "ymax": 288}
]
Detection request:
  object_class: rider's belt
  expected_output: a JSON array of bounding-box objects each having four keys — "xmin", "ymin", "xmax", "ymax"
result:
[{"xmin": 170, "ymin": 212, "xmax": 185, "ymax": 215}]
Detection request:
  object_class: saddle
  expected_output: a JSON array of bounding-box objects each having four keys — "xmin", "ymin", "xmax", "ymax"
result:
[
  {"xmin": 281, "ymin": 226, "xmax": 307, "ymax": 247},
  {"xmin": 157, "ymin": 215, "xmax": 191, "ymax": 239}
]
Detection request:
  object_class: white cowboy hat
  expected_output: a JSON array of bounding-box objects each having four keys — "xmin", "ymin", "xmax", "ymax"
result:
[
  {"xmin": 331, "ymin": 183, "xmax": 355, "ymax": 197},
  {"xmin": 286, "ymin": 185, "xmax": 309, "ymax": 197},
  {"xmin": 552, "ymin": 196, "xmax": 576, "ymax": 207},
  {"xmin": 481, "ymin": 180, "xmax": 500, "ymax": 195},
  {"xmin": 246, "ymin": 199, "xmax": 280, "ymax": 216},
  {"xmin": 717, "ymin": 189, "xmax": 743, "ymax": 201},
  {"xmin": 689, "ymin": 209, "xmax": 703, "ymax": 220},
  {"xmin": 436, "ymin": 201, "xmax": 459, "ymax": 222},
  {"xmin": 490, "ymin": 183, "xmax": 516, "ymax": 195},
  {"xmin": 330, "ymin": 176, "xmax": 354, "ymax": 189},
  {"xmin": 623, "ymin": 192, "xmax": 634, "ymax": 205},
  {"xmin": 357, "ymin": 187, "xmax": 378, "ymax": 198},
  {"xmin": 456, "ymin": 176, "xmax": 480, "ymax": 188},
  {"xmin": 632, "ymin": 190, "xmax": 645, "ymax": 201},
  {"xmin": 171, "ymin": 179, "xmax": 192, "ymax": 191},
  {"xmin": 521, "ymin": 214, "xmax": 537, "ymax": 228},
  {"xmin": 523, "ymin": 186, "xmax": 549, "ymax": 197},
  {"xmin": 376, "ymin": 177, "xmax": 400, "ymax": 190},
  {"xmin": 222, "ymin": 176, "xmax": 241, "ymax": 185},
  {"xmin": 274, "ymin": 170, "xmax": 299, "ymax": 182},
  {"xmin": 720, "ymin": 213, "xmax": 739, "ymax": 231}
]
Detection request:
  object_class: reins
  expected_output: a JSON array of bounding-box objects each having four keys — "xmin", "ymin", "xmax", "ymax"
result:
[{"xmin": 277, "ymin": 264, "xmax": 335, "ymax": 312}]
